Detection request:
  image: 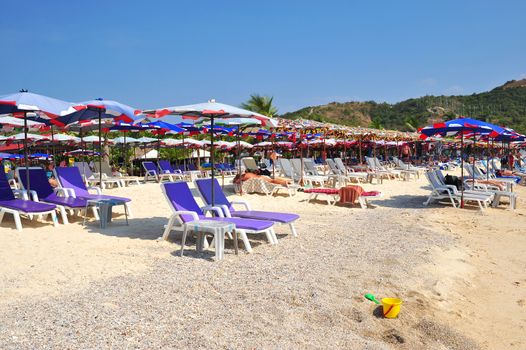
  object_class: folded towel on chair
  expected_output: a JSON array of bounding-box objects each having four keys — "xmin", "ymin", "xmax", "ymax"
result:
[{"xmin": 339, "ymin": 185, "xmax": 364, "ymax": 204}]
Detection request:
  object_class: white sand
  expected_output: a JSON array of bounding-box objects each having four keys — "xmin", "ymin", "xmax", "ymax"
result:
[{"xmin": 0, "ymin": 173, "xmax": 524, "ymax": 349}]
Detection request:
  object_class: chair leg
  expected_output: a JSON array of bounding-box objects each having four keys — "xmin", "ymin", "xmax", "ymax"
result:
[
  {"xmin": 51, "ymin": 211, "xmax": 59, "ymax": 227},
  {"xmin": 13, "ymin": 212, "xmax": 23, "ymax": 231},
  {"xmin": 124, "ymin": 203, "xmax": 133, "ymax": 218},
  {"xmin": 270, "ymin": 227, "xmax": 278, "ymax": 244},
  {"xmin": 180, "ymin": 224, "xmax": 188, "ymax": 257},
  {"xmin": 237, "ymin": 230, "xmax": 252, "ymax": 253},
  {"xmin": 0, "ymin": 209, "xmax": 5, "ymax": 225},
  {"xmin": 289, "ymin": 223, "xmax": 298, "ymax": 237},
  {"xmin": 58, "ymin": 206, "xmax": 69, "ymax": 224},
  {"xmin": 162, "ymin": 215, "xmax": 177, "ymax": 240},
  {"xmin": 358, "ymin": 197, "xmax": 367, "ymax": 209},
  {"xmin": 265, "ymin": 229, "xmax": 274, "ymax": 244},
  {"xmin": 91, "ymin": 206, "xmax": 100, "ymax": 220}
]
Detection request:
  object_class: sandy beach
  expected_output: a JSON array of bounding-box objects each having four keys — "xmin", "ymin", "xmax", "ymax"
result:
[{"xmin": 0, "ymin": 173, "xmax": 524, "ymax": 349}]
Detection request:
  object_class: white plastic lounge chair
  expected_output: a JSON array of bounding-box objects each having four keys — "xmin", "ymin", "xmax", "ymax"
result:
[
  {"xmin": 75, "ymin": 161, "xmax": 122, "ymax": 189},
  {"xmin": 333, "ymin": 158, "xmax": 368, "ymax": 183},
  {"xmin": 94, "ymin": 161, "xmax": 142, "ymax": 186},
  {"xmin": 423, "ymin": 171, "xmax": 492, "ymax": 210},
  {"xmin": 290, "ymin": 158, "xmax": 327, "ymax": 187}
]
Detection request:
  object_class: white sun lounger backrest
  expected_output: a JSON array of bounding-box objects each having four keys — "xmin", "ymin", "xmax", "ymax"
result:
[
  {"xmin": 434, "ymin": 169, "xmax": 446, "ymax": 185},
  {"xmin": 427, "ymin": 171, "xmax": 449, "ymax": 192},
  {"xmin": 490, "ymin": 158, "xmax": 500, "ymax": 172},
  {"xmin": 75, "ymin": 161, "xmax": 93, "ymax": 179},
  {"xmin": 334, "ymin": 158, "xmax": 347, "ymax": 173},
  {"xmin": 365, "ymin": 157, "xmax": 377, "ymax": 170},
  {"xmin": 241, "ymin": 157, "xmax": 259, "ymax": 172},
  {"xmin": 93, "ymin": 161, "xmax": 113, "ymax": 177},
  {"xmin": 304, "ymin": 159, "xmax": 320, "ymax": 176},
  {"xmin": 290, "ymin": 159, "xmax": 304, "ymax": 176},
  {"xmin": 326, "ymin": 159, "xmax": 341, "ymax": 175},
  {"xmin": 278, "ymin": 158, "xmax": 298, "ymax": 179},
  {"xmin": 463, "ymin": 163, "xmax": 474, "ymax": 178}
]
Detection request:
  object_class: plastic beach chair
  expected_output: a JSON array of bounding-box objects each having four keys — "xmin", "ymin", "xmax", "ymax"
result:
[
  {"xmin": 0, "ymin": 170, "xmax": 58, "ymax": 230},
  {"xmin": 158, "ymin": 160, "xmax": 186, "ymax": 180},
  {"xmin": 195, "ymin": 178, "xmax": 299, "ymax": 237},
  {"xmin": 142, "ymin": 161, "xmax": 175, "ymax": 182},
  {"xmin": 423, "ymin": 171, "xmax": 492, "ymax": 210},
  {"xmin": 16, "ymin": 167, "xmax": 97, "ymax": 224},
  {"xmin": 55, "ymin": 167, "xmax": 133, "ymax": 216},
  {"xmin": 161, "ymin": 181, "xmax": 277, "ymax": 253},
  {"xmin": 94, "ymin": 161, "xmax": 141, "ymax": 186}
]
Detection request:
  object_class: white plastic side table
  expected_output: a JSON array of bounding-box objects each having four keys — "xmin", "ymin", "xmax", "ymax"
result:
[{"xmin": 180, "ymin": 220, "xmax": 237, "ymax": 261}]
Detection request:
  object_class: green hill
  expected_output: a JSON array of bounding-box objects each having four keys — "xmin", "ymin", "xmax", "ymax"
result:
[{"xmin": 280, "ymin": 79, "xmax": 526, "ymax": 133}]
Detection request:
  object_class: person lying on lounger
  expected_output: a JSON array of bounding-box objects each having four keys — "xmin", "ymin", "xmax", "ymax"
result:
[{"xmin": 233, "ymin": 172, "xmax": 291, "ymax": 186}]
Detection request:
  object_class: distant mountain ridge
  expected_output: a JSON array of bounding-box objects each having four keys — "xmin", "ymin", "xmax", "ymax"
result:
[{"xmin": 280, "ymin": 79, "xmax": 526, "ymax": 133}]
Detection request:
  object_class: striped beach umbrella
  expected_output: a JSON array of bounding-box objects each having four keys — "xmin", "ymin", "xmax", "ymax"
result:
[
  {"xmin": 143, "ymin": 100, "xmax": 277, "ymax": 204},
  {"xmin": 55, "ymin": 98, "xmax": 141, "ymax": 189},
  {"xmin": 0, "ymin": 90, "xmax": 73, "ymax": 189},
  {"xmin": 418, "ymin": 117, "xmax": 514, "ymax": 207}
]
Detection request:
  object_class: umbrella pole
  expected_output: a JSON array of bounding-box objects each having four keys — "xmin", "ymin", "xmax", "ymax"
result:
[
  {"xmin": 211, "ymin": 117, "xmax": 215, "ymax": 205},
  {"xmin": 236, "ymin": 125, "xmax": 243, "ymax": 195},
  {"xmin": 486, "ymin": 139, "xmax": 490, "ymax": 180},
  {"xmin": 23, "ymin": 112, "xmax": 30, "ymax": 191},
  {"xmin": 124, "ymin": 132, "xmax": 127, "ymax": 175},
  {"xmin": 460, "ymin": 132, "xmax": 464, "ymax": 208},
  {"xmin": 97, "ymin": 110, "xmax": 103, "ymax": 190},
  {"xmin": 343, "ymin": 134, "xmax": 348, "ymax": 176},
  {"xmin": 272, "ymin": 139, "xmax": 276, "ymax": 178},
  {"xmin": 156, "ymin": 133, "xmax": 160, "ymax": 166},
  {"xmin": 358, "ymin": 138, "xmax": 363, "ymax": 165},
  {"xmin": 182, "ymin": 134, "xmax": 186, "ymax": 170},
  {"xmin": 472, "ymin": 135, "xmax": 476, "ymax": 189},
  {"xmin": 51, "ymin": 125, "xmax": 56, "ymax": 166}
]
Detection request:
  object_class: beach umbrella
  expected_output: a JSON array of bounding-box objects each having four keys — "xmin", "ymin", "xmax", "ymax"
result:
[
  {"xmin": 203, "ymin": 117, "xmax": 260, "ymax": 180},
  {"xmin": 54, "ymin": 99, "xmax": 140, "ymax": 190},
  {"xmin": 144, "ymin": 100, "xmax": 277, "ymax": 204},
  {"xmin": 419, "ymin": 118, "xmax": 511, "ymax": 207},
  {"xmin": 0, "ymin": 91, "xmax": 74, "ymax": 183}
]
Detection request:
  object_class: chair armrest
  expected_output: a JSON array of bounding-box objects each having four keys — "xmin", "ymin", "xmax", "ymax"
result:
[
  {"xmin": 230, "ymin": 200, "xmax": 251, "ymax": 211},
  {"xmin": 87, "ymin": 186, "xmax": 102, "ymax": 195},
  {"xmin": 29, "ymin": 190, "xmax": 39, "ymax": 202},
  {"xmin": 12, "ymin": 189, "xmax": 28, "ymax": 200},
  {"xmin": 173, "ymin": 210, "xmax": 199, "ymax": 221},
  {"xmin": 201, "ymin": 205, "xmax": 225, "ymax": 217},
  {"xmin": 54, "ymin": 187, "xmax": 73, "ymax": 198}
]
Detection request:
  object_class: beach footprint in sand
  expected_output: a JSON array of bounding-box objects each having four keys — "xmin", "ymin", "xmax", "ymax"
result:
[{"xmin": 517, "ymin": 299, "xmax": 526, "ymax": 307}]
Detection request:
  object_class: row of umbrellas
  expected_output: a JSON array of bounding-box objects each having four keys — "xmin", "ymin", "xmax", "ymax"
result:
[{"xmin": 0, "ymin": 92, "xmax": 275, "ymax": 203}]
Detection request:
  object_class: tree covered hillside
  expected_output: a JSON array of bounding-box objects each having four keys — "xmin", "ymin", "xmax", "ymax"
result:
[{"xmin": 281, "ymin": 79, "xmax": 526, "ymax": 133}]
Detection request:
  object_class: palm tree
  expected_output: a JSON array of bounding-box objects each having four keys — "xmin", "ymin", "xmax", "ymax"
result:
[
  {"xmin": 241, "ymin": 94, "xmax": 278, "ymax": 117},
  {"xmin": 369, "ymin": 118, "xmax": 384, "ymax": 129},
  {"xmin": 404, "ymin": 116, "xmax": 418, "ymax": 131}
]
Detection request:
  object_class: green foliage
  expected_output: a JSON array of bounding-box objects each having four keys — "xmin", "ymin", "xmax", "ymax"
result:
[
  {"xmin": 281, "ymin": 82, "xmax": 526, "ymax": 133},
  {"xmin": 241, "ymin": 94, "xmax": 278, "ymax": 117}
]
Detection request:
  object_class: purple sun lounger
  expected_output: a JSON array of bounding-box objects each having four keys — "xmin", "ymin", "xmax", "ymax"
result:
[
  {"xmin": 195, "ymin": 178, "xmax": 299, "ymax": 237},
  {"xmin": 0, "ymin": 170, "xmax": 58, "ymax": 230},
  {"xmin": 158, "ymin": 160, "xmax": 186, "ymax": 180},
  {"xmin": 161, "ymin": 181, "xmax": 277, "ymax": 253},
  {"xmin": 142, "ymin": 161, "xmax": 174, "ymax": 182},
  {"xmin": 17, "ymin": 167, "xmax": 96, "ymax": 225},
  {"xmin": 55, "ymin": 167, "xmax": 132, "ymax": 217}
]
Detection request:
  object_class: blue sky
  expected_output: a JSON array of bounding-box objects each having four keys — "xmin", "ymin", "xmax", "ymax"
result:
[{"xmin": 1, "ymin": 0, "xmax": 525, "ymax": 113}]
